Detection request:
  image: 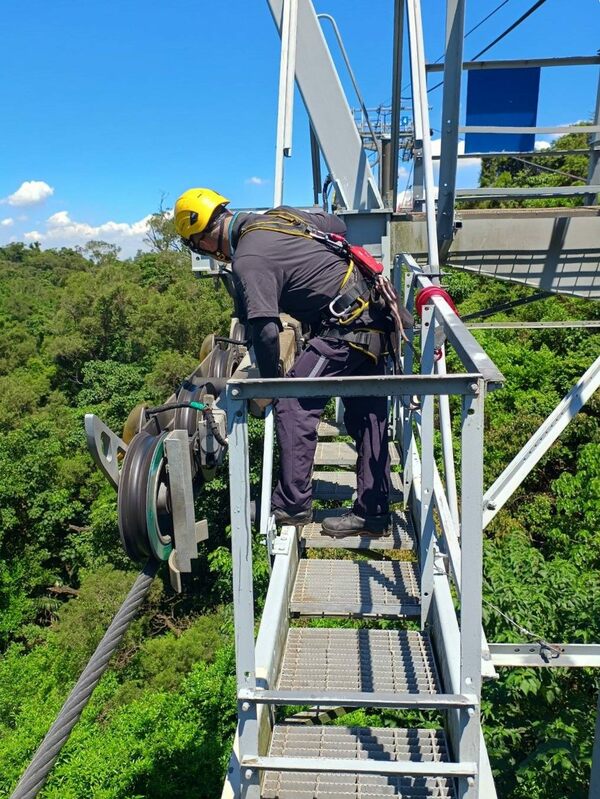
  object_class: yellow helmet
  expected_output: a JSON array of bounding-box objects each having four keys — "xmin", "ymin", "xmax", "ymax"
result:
[{"xmin": 174, "ymin": 187, "xmax": 230, "ymax": 240}]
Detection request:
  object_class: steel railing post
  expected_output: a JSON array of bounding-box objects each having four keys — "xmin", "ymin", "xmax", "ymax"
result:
[
  {"xmin": 458, "ymin": 380, "xmax": 484, "ymax": 799},
  {"xmin": 227, "ymin": 390, "xmax": 260, "ymax": 798},
  {"xmin": 420, "ymin": 303, "xmax": 436, "ymax": 627},
  {"xmin": 436, "ymin": 348, "xmax": 460, "ymax": 532}
]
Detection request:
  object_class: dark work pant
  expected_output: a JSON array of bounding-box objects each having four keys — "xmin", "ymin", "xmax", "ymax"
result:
[{"xmin": 271, "ymin": 337, "xmax": 390, "ymax": 517}]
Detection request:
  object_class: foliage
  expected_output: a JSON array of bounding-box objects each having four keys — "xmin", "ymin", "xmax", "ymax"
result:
[
  {"xmin": 463, "ymin": 129, "xmax": 593, "ymax": 209},
  {"xmin": 1, "ymin": 160, "xmax": 599, "ymax": 798}
]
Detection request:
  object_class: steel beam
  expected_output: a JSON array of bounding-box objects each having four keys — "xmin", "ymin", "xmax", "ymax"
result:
[
  {"xmin": 436, "ymin": 0, "xmax": 466, "ymax": 257},
  {"xmin": 238, "ymin": 688, "xmax": 477, "ymax": 708},
  {"xmin": 226, "ymin": 393, "xmax": 259, "ymax": 799},
  {"xmin": 427, "ymin": 55, "xmax": 600, "ymax": 72},
  {"xmin": 585, "ymin": 69, "xmax": 600, "ymax": 206},
  {"xmin": 457, "ymin": 185, "xmax": 600, "ymax": 200},
  {"xmin": 459, "ymin": 386, "xmax": 485, "ymax": 799},
  {"xmin": 228, "ymin": 373, "xmax": 481, "ymax": 400},
  {"xmin": 390, "ymin": 0, "xmax": 405, "ymax": 211},
  {"xmin": 241, "ymin": 755, "xmax": 478, "ymax": 777},
  {"xmin": 489, "ymin": 643, "xmax": 600, "ymax": 668},
  {"xmin": 433, "ymin": 148, "xmax": 590, "ymax": 159},
  {"xmin": 266, "ymin": 0, "xmax": 383, "ymax": 210},
  {"xmin": 273, "ymin": 0, "xmax": 297, "ymax": 207},
  {"xmin": 460, "ymin": 125, "xmax": 600, "ymax": 136},
  {"xmin": 420, "ymin": 304, "xmax": 436, "ymax": 628},
  {"xmin": 467, "ymin": 321, "xmax": 600, "ymax": 329},
  {"xmin": 591, "ymin": 693, "xmax": 600, "ymax": 799},
  {"xmin": 392, "ymin": 208, "xmax": 600, "ymax": 299},
  {"xmin": 406, "ymin": 0, "xmax": 439, "ymax": 268},
  {"xmin": 483, "ymin": 355, "xmax": 600, "ymax": 527},
  {"xmin": 430, "ymin": 571, "xmax": 498, "ymax": 799}
]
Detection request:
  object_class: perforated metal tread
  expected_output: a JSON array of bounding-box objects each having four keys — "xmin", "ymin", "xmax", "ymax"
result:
[
  {"xmin": 277, "ymin": 629, "xmax": 439, "ymax": 693},
  {"xmin": 262, "ymin": 726, "xmax": 456, "ymax": 798},
  {"xmin": 302, "ymin": 510, "xmax": 415, "ymax": 551},
  {"xmin": 317, "ymin": 420, "xmax": 346, "ymax": 438},
  {"xmin": 315, "ymin": 441, "xmax": 401, "ymax": 467},
  {"xmin": 313, "ymin": 471, "xmax": 403, "ymax": 502},
  {"xmin": 290, "ymin": 559, "xmax": 420, "ymax": 617}
]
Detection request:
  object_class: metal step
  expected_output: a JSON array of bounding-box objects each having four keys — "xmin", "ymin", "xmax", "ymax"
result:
[
  {"xmin": 317, "ymin": 420, "xmax": 346, "ymax": 438},
  {"xmin": 313, "ymin": 471, "xmax": 403, "ymax": 503},
  {"xmin": 302, "ymin": 509, "xmax": 415, "ymax": 550},
  {"xmin": 277, "ymin": 629, "xmax": 439, "ymax": 694},
  {"xmin": 314, "ymin": 441, "xmax": 401, "ymax": 467},
  {"xmin": 290, "ymin": 559, "xmax": 420, "ymax": 618},
  {"xmin": 262, "ymin": 726, "xmax": 457, "ymax": 798}
]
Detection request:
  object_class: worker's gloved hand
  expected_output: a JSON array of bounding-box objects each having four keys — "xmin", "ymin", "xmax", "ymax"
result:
[{"xmin": 248, "ymin": 397, "xmax": 272, "ymax": 418}]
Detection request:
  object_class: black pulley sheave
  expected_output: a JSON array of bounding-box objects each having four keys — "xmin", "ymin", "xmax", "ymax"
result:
[{"xmin": 118, "ymin": 430, "xmax": 167, "ymax": 561}]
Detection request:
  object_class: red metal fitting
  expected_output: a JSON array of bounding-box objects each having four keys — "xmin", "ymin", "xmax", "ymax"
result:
[{"xmin": 415, "ymin": 286, "xmax": 458, "ymax": 317}]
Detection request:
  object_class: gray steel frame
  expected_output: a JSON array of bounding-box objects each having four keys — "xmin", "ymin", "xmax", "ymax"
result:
[
  {"xmin": 436, "ymin": 0, "xmax": 465, "ymax": 257},
  {"xmin": 266, "ymin": 0, "xmax": 383, "ymax": 210},
  {"xmin": 390, "ymin": 0, "xmax": 405, "ymax": 211},
  {"xmin": 426, "ymin": 55, "xmax": 600, "ymax": 72},
  {"xmin": 489, "ymin": 643, "xmax": 600, "ymax": 668}
]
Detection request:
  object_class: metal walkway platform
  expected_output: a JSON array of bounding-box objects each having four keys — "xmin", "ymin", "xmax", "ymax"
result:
[
  {"xmin": 290, "ymin": 559, "xmax": 421, "ymax": 618},
  {"xmin": 302, "ymin": 509, "xmax": 415, "ymax": 550},
  {"xmin": 262, "ymin": 726, "xmax": 457, "ymax": 798},
  {"xmin": 317, "ymin": 420, "xmax": 346, "ymax": 438},
  {"xmin": 277, "ymin": 629, "xmax": 440, "ymax": 693}
]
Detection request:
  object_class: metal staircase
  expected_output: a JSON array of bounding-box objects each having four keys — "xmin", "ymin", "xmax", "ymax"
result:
[{"xmin": 221, "ymin": 261, "xmax": 502, "ymax": 798}]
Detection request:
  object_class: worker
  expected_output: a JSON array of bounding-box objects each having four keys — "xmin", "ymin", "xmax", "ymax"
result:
[{"xmin": 174, "ymin": 187, "xmax": 404, "ymax": 537}]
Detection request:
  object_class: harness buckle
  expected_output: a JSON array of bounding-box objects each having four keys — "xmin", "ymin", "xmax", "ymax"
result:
[{"xmin": 329, "ymin": 294, "xmax": 354, "ymax": 320}]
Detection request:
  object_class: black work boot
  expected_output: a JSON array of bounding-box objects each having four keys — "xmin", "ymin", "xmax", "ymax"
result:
[
  {"xmin": 273, "ymin": 507, "xmax": 313, "ymax": 526},
  {"xmin": 321, "ymin": 510, "xmax": 391, "ymax": 537}
]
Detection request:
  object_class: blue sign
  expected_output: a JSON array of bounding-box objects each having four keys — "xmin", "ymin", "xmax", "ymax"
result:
[{"xmin": 465, "ymin": 67, "xmax": 541, "ymax": 153}]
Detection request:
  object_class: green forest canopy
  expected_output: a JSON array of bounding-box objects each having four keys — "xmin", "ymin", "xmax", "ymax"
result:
[{"xmin": 1, "ymin": 134, "xmax": 599, "ymax": 798}]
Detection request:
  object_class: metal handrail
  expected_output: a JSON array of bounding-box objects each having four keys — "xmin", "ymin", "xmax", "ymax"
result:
[
  {"xmin": 317, "ymin": 13, "xmax": 381, "ymax": 164},
  {"xmin": 398, "ymin": 253, "xmax": 505, "ymax": 386}
]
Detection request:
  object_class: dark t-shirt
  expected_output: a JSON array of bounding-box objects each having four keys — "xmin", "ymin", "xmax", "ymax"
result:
[{"xmin": 231, "ymin": 206, "xmax": 351, "ymax": 328}]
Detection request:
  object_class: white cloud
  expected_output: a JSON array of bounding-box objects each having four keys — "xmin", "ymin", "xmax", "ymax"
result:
[
  {"xmin": 5, "ymin": 180, "xmax": 54, "ymax": 206},
  {"xmin": 245, "ymin": 176, "xmax": 268, "ymax": 186},
  {"xmin": 1, "ymin": 218, "xmax": 14, "ymax": 227},
  {"xmin": 23, "ymin": 210, "xmax": 153, "ymax": 258}
]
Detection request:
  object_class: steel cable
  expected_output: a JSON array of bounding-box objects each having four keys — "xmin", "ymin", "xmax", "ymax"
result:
[{"xmin": 9, "ymin": 558, "xmax": 160, "ymax": 799}]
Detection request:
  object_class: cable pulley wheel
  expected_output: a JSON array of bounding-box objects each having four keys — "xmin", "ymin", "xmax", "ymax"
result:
[
  {"xmin": 174, "ymin": 380, "xmax": 207, "ymax": 436},
  {"xmin": 118, "ymin": 430, "xmax": 172, "ymax": 562}
]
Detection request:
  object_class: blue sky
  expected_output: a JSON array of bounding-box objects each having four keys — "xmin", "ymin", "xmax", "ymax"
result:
[{"xmin": 0, "ymin": 0, "xmax": 598, "ymax": 256}]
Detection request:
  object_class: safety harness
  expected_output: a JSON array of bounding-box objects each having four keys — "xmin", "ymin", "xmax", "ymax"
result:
[{"xmin": 237, "ymin": 208, "xmax": 411, "ymax": 362}]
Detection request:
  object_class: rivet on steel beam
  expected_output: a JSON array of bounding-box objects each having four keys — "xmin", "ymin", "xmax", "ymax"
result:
[
  {"xmin": 242, "ymin": 701, "xmax": 250, "ymax": 712},
  {"xmin": 470, "ymin": 383, "xmax": 479, "ymax": 393},
  {"xmin": 231, "ymin": 388, "xmax": 240, "ymax": 397},
  {"xmin": 244, "ymin": 769, "xmax": 254, "ymax": 780}
]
